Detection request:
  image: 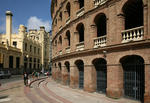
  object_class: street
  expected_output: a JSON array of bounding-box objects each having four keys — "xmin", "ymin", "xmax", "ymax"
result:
[{"xmin": 0, "ymin": 77, "xmax": 140, "ymax": 103}]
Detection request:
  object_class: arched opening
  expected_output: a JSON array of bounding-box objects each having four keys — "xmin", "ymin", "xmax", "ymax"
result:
[
  {"xmin": 78, "ymin": 0, "xmax": 84, "ymax": 9},
  {"xmin": 92, "ymin": 58, "xmax": 107, "ymax": 93},
  {"xmin": 59, "ymin": 12, "xmax": 62, "ymax": 21},
  {"xmin": 55, "ymin": 0, "xmax": 57, "ymax": 7},
  {"xmin": 75, "ymin": 60, "xmax": 84, "ymax": 89},
  {"xmin": 58, "ymin": 62, "xmax": 62, "ymax": 82},
  {"xmin": 122, "ymin": 0, "xmax": 143, "ymax": 29},
  {"xmin": 76, "ymin": 23, "xmax": 84, "ymax": 42},
  {"xmin": 55, "ymin": 40, "xmax": 57, "ymax": 47},
  {"xmin": 65, "ymin": 61, "xmax": 70, "ymax": 85},
  {"xmin": 59, "ymin": 36, "xmax": 62, "ymax": 45},
  {"xmin": 66, "ymin": 2, "xmax": 71, "ymax": 17},
  {"xmin": 66, "ymin": 30, "xmax": 71, "ymax": 46},
  {"xmin": 94, "ymin": 13, "xmax": 107, "ymax": 37},
  {"xmin": 120, "ymin": 55, "xmax": 145, "ymax": 102}
]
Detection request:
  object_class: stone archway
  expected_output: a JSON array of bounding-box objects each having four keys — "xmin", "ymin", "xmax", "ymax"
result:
[
  {"xmin": 93, "ymin": 58, "xmax": 107, "ymax": 93},
  {"xmin": 75, "ymin": 60, "xmax": 84, "ymax": 89},
  {"xmin": 120, "ymin": 55, "xmax": 145, "ymax": 102}
]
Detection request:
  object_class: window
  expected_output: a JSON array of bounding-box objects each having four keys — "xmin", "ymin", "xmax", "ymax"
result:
[
  {"xmin": 34, "ymin": 47, "xmax": 36, "ymax": 54},
  {"xmin": 38, "ymin": 48, "xmax": 40, "ymax": 54},
  {"xmin": 78, "ymin": 0, "xmax": 84, "ymax": 9},
  {"xmin": 76, "ymin": 23, "xmax": 84, "ymax": 42},
  {"xmin": 66, "ymin": 2, "xmax": 71, "ymax": 17},
  {"xmin": 30, "ymin": 45, "xmax": 32, "ymax": 52},
  {"xmin": 25, "ymin": 43, "xmax": 27, "ymax": 51},
  {"xmin": 13, "ymin": 41, "xmax": 17, "ymax": 47},
  {"xmin": 59, "ymin": 12, "xmax": 62, "ymax": 21}
]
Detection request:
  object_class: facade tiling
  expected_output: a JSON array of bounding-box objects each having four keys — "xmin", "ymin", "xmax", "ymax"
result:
[
  {"xmin": 0, "ymin": 11, "xmax": 50, "ymax": 73},
  {"xmin": 51, "ymin": 0, "xmax": 150, "ymax": 103}
]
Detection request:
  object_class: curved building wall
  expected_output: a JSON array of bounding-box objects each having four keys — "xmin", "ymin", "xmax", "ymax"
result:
[{"xmin": 51, "ymin": 0, "xmax": 150, "ymax": 102}]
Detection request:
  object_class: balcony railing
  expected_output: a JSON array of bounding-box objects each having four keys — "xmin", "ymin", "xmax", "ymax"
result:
[
  {"xmin": 66, "ymin": 46, "xmax": 70, "ymax": 53},
  {"xmin": 94, "ymin": 0, "xmax": 108, "ymax": 7},
  {"xmin": 76, "ymin": 42, "xmax": 84, "ymax": 51},
  {"xmin": 59, "ymin": 50, "xmax": 62, "ymax": 55},
  {"xmin": 76, "ymin": 7, "xmax": 85, "ymax": 17},
  {"xmin": 59, "ymin": 26, "xmax": 62, "ymax": 31},
  {"xmin": 94, "ymin": 35, "xmax": 106, "ymax": 48},
  {"xmin": 121, "ymin": 26, "xmax": 144, "ymax": 43},
  {"xmin": 66, "ymin": 17, "xmax": 70, "ymax": 25}
]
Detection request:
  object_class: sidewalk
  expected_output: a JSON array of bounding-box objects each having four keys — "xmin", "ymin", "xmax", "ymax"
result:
[{"xmin": 44, "ymin": 78, "xmax": 140, "ymax": 103}]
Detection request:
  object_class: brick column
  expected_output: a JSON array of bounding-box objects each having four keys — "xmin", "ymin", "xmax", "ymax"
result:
[
  {"xmin": 70, "ymin": 65, "xmax": 79, "ymax": 88},
  {"xmin": 106, "ymin": 64, "xmax": 123, "ymax": 98},
  {"xmin": 143, "ymin": 4, "xmax": 148, "ymax": 39},
  {"xmin": 148, "ymin": 0, "xmax": 150, "ymax": 36},
  {"xmin": 116, "ymin": 13, "xmax": 125, "ymax": 44},
  {"xmin": 52, "ymin": 66, "xmax": 56, "ymax": 80},
  {"xmin": 72, "ymin": 0, "xmax": 79, "ymax": 18},
  {"xmin": 13, "ymin": 56, "xmax": 16, "ymax": 71},
  {"xmin": 73, "ymin": 31, "xmax": 79, "ymax": 51},
  {"xmin": 144, "ymin": 64, "xmax": 150, "ymax": 103},
  {"xmin": 84, "ymin": 65, "xmax": 96, "ymax": 92},
  {"xmin": 89, "ymin": 24, "xmax": 97, "ymax": 49},
  {"xmin": 62, "ymin": 65, "xmax": 69, "ymax": 85}
]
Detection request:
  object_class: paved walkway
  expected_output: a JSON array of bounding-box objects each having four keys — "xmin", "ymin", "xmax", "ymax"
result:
[
  {"xmin": 0, "ymin": 77, "xmax": 140, "ymax": 103},
  {"xmin": 26, "ymin": 77, "xmax": 140, "ymax": 103}
]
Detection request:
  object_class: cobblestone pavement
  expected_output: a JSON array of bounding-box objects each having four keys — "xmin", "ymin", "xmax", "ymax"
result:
[{"xmin": 0, "ymin": 77, "xmax": 141, "ymax": 103}]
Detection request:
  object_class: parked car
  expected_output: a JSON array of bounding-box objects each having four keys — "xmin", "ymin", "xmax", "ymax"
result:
[{"xmin": 0, "ymin": 70, "xmax": 11, "ymax": 79}]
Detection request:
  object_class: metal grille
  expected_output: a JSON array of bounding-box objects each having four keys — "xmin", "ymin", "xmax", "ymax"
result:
[
  {"xmin": 67, "ymin": 74, "xmax": 70, "ymax": 85},
  {"xmin": 123, "ymin": 64, "xmax": 144, "ymax": 102},
  {"xmin": 97, "ymin": 66, "xmax": 107, "ymax": 93},
  {"xmin": 79, "ymin": 71, "xmax": 84, "ymax": 89}
]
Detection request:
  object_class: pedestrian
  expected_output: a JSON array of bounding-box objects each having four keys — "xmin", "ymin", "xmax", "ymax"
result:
[
  {"xmin": 32, "ymin": 71, "xmax": 35, "ymax": 80},
  {"xmin": 34, "ymin": 72, "xmax": 38, "ymax": 79},
  {"xmin": 23, "ymin": 72, "xmax": 28, "ymax": 86}
]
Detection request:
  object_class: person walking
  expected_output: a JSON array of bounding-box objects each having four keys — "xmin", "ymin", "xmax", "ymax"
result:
[{"xmin": 23, "ymin": 72, "xmax": 28, "ymax": 86}]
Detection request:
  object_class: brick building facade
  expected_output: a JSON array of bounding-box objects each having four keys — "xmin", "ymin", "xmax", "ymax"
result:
[{"xmin": 51, "ymin": 0, "xmax": 150, "ymax": 102}]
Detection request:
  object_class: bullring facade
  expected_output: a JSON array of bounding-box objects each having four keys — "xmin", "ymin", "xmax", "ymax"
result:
[{"xmin": 51, "ymin": 0, "xmax": 150, "ymax": 103}]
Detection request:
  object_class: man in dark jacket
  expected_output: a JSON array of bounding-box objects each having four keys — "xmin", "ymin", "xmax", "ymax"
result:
[{"xmin": 23, "ymin": 72, "xmax": 28, "ymax": 86}]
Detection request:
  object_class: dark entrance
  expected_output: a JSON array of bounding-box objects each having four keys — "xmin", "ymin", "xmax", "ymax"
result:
[
  {"xmin": 9, "ymin": 56, "xmax": 13, "ymax": 68},
  {"xmin": 65, "ymin": 61, "xmax": 70, "ymax": 85},
  {"xmin": 93, "ymin": 58, "xmax": 107, "ymax": 93},
  {"xmin": 122, "ymin": 0, "xmax": 143, "ymax": 29},
  {"xmin": 120, "ymin": 55, "xmax": 145, "ymax": 102},
  {"xmin": 16, "ymin": 57, "xmax": 20, "ymax": 68},
  {"xmin": 75, "ymin": 60, "xmax": 84, "ymax": 89}
]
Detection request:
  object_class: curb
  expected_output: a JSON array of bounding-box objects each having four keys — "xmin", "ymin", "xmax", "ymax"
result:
[{"xmin": 29, "ymin": 76, "xmax": 48, "ymax": 87}]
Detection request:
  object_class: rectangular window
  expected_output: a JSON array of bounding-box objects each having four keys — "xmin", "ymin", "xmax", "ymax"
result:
[
  {"xmin": 25, "ymin": 43, "xmax": 27, "ymax": 51},
  {"xmin": 34, "ymin": 47, "xmax": 36, "ymax": 54},
  {"xmin": 30, "ymin": 45, "xmax": 32, "ymax": 52},
  {"xmin": 13, "ymin": 41, "xmax": 17, "ymax": 47},
  {"xmin": 38, "ymin": 48, "xmax": 40, "ymax": 54}
]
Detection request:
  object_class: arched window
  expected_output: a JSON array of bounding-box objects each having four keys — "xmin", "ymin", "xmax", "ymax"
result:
[
  {"xmin": 78, "ymin": 0, "xmax": 84, "ymax": 9},
  {"xmin": 55, "ymin": 0, "xmax": 57, "ymax": 7},
  {"xmin": 76, "ymin": 23, "xmax": 84, "ymax": 42},
  {"xmin": 55, "ymin": 40, "xmax": 57, "ymax": 47},
  {"xmin": 66, "ymin": 31, "xmax": 71, "ymax": 46},
  {"xmin": 59, "ymin": 12, "xmax": 62, "ymax": 21},
  {"xmin": 66, "ymin": 2, "xmax": 71, "ymax": 17},
  {"xmin": 94, "ymin": 13, "xmax": 107, "ymax": 37},
  {"xmin": 55, "ymin": 19, "xmax": 57, "ymax": 25},
  {"xmin": 122, "ymin": 0, "xmax": 143, "ymax": 29},
  {"xmin": 59, "ymin": 36, "xmax": 62, "ymax": 45}
]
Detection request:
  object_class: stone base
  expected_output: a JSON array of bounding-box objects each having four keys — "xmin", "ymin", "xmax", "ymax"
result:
[
  {"xmin": 84, "ymin": 84, "xmax": 96, "ymax": 93},
  {"xmin": 106, "ymin": 88, "xmax": 122, "ymax": 99},
  {"xmin": 144, "ymin": 93, "xmax": 150, "ymax": 103}
]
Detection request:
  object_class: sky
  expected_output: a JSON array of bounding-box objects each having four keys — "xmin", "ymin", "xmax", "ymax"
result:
[{"xmin": 0, "ymin": 0, "xmax": 52, "ymax": 33}]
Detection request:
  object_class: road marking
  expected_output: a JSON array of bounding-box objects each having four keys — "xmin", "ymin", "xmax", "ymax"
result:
[{"xmin": 0, "ymin": 98, "xmax": 11, "ymax": 102}]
